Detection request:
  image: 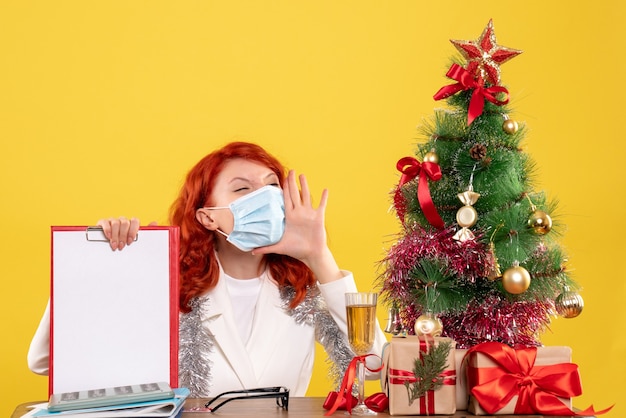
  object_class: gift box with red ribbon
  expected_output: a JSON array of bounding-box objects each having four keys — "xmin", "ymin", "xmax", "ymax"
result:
[
  {"xmin": 466, "ymin": 342, "xmax": 611, "ymax": 416},
  {"xmin": 382, "ymin": 336, "xmax": 456, "ymax": 416}
]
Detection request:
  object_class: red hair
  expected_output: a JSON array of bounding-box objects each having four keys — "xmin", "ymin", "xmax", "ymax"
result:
[{"xmin": 169, "ymin": 141, "xmax": 316, "ymax": 313}]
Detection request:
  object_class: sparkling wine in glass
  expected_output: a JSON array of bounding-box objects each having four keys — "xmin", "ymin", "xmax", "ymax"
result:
[{"xmin": 345, "ymin": 292, "xmax": 378, "ymax": 416}]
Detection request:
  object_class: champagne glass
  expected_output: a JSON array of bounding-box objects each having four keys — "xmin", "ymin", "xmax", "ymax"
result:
[{"xmin": 345, "ymin": 292, "xmax": 378, "ymax": 416}]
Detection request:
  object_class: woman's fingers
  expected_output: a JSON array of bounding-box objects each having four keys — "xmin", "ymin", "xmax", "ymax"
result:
[
  {"xmin": 298, "ymin": 174, "xmax": 312, "ymax": 207},
  {"xmin": 285, "ymin": 170, "xmax": 300, "ymax": 209},
  {"xmin": 284, "ymin": 170, "xmax": 316, "ymax": 209},
  {"xmin": 96, "ymin": 217, "xmax": 140, "ymax": 251},
  {"xmin": 125, "ymin": 217, "xmax": 141, "ymax": 246}
]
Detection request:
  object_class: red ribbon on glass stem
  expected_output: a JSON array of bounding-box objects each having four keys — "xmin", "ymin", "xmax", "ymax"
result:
[
  {"xmin": 396, "ymin": 157, "xmax": 445, "ymax": 229},
  {"xmin": 466, "ymin": 342, "xmax": 613, "ymax": 416},
  {"xmin": 324, "ymin": 354, "xmax": 384, "ymax": 416},
  {"xmin": 433, "ymin": 63, "xmax": 510, "ymax": 125}
]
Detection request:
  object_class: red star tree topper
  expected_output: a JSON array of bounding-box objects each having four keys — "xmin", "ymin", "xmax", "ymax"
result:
[{"xmin": 450, "ymin": 19, "xmax": 522, "ymax": 85}]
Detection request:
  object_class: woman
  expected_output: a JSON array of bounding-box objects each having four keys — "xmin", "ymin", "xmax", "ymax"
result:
[{"xmin": 28, "ymin": 141, "xmax": 386, "ymax": 397}]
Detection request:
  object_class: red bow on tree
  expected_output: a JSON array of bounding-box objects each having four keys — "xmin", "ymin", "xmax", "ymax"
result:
[
  {"xmin": 433, "ymin": 63, "xmax": 509, "ymax": 125},
  {"xmin": 396, "ymin": 156, "xmax": 445, "ymax": 229}
]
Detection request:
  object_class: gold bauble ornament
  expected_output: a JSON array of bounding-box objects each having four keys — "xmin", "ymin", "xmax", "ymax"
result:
[
  {"xmin": 555, "ymin": 290, "xmax": 584, "ymax": 318},
  {"xmin": 502, "ymin": 119, "xmax": 519, "ymax": 134},
  {"xmin": 423, "ymin": 151, "xmax": 439, "ymax": 164},
  {"xmin": 414, "ymin": 313, "xmax": 443, "ymax": 337},
  {"xmin": 528, "ymin": 209, "xmax": 552, "ymax": 235},
  {"xmin": 501, "ymin": 265, "xmax": 531, "ymax": 294}
]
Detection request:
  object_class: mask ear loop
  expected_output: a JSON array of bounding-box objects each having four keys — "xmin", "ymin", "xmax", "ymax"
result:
[
  {"xmin": 197, "ymin": 205, "xmax": 231, "ymax": 238},
  {"xmin": 214, "ymin": 229, "xmax": 229, "ymax": 238}
]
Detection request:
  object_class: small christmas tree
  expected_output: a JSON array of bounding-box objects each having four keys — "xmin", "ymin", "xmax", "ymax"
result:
[{"xmin": 380, "ymin": 19, "xmax": 584, "ymax": 348}]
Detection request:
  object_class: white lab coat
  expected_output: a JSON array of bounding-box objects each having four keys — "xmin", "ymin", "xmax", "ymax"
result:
[{"xmin": 28, "ymin": 270, "xmax": 387, "ymax": 397}]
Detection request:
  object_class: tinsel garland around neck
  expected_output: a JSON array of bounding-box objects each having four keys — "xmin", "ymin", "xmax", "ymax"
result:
[
  {"xmin": 178, "ymin": 294, "xmax": 213, "ymax": 397},
  {"xmin": 178, "ymin": 285, "xmax": 354, "ymax": 397},
  {"xmin": 280, "ymin": 285, "xmax": 355, "ymax": 391}
]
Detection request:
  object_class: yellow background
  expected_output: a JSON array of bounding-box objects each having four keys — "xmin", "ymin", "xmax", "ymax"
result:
[{"xmin": 1, "ymin": 1, "xmax": 624, "ymax": 417}]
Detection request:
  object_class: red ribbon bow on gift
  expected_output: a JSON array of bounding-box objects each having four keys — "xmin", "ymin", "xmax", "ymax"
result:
[
  {"xmin": 396, "ymin": 156, "xmax": 445, "ymax": 229},
  {"xmin": 323, "ymin": 355, "xmax": 384, "ymax": 416},
  {"xmin": 433, "ymin": 63, "xmax": 510, "ymax": 125},
  {"xmin": 466, "ymin": 342, "xmax": 613, "ymax": 416}
]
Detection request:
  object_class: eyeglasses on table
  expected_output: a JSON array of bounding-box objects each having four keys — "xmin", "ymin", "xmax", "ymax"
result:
[{"xmin": 204, "ymin": 386, "xmax": 289, "ymax": 412}]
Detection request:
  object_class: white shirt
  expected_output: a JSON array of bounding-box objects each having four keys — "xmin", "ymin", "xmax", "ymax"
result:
[{"xmin": 223, "ymin": 273, "xmax": 262, "ymax": 345}]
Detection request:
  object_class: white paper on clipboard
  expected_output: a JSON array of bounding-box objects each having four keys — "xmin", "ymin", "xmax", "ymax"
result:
[{"xmin": 50, "ymin": 226, "xmax": 180, "ymax": 395}]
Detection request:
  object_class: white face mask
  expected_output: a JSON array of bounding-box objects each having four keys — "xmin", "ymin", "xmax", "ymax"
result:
[{"xmin": 204, "ymin": 185, "xmax": 285, "ymax": 252}]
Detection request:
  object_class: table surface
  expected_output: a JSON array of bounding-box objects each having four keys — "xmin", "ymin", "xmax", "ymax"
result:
[{"xmin": 12, "ymin": 398, "xmax": 594, "ymax": 418}]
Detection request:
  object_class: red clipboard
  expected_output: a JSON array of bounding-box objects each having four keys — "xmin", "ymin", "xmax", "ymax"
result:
[{"xmin": 49, "ymin": 226, "xmax": 179, "ymax": 396}]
